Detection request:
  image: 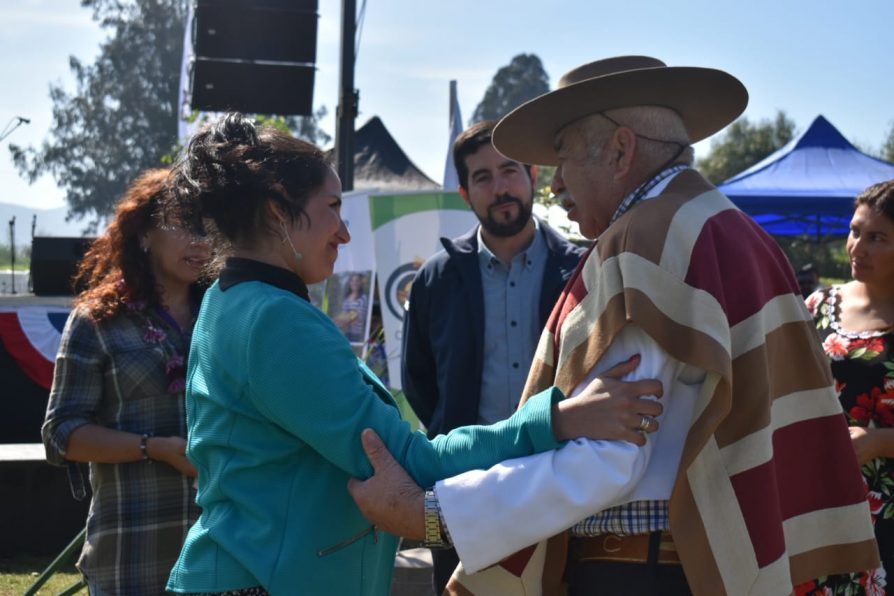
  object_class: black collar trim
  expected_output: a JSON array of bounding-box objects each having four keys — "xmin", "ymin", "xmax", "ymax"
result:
[{"xmin": 219, "ymin": 257, "xmax": 310, "ymax": 302}]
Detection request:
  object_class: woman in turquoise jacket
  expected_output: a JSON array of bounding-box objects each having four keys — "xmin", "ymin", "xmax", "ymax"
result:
[{"xmin": 164, "ymin": 114, "xmax": 662, "ymax": 596}]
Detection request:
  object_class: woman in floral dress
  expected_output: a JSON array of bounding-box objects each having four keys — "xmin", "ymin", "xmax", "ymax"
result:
[
  {"xmin": 803, "ymin": 179, "xmax": 894, "ymax": 596},
  {"xmin": 42, "ymin": 169, "xmax": 211, "ymax": 595}
]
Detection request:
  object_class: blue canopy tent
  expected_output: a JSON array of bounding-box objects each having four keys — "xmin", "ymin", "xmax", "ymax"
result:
[{"xmin": 718, "ymin": 115, "xmax": 894, "ymax": 238}]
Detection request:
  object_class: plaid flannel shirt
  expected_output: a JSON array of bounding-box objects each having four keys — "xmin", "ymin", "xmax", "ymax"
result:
[{"xmin": 42, "ymin": 306, "xmax": 200, "ymax": 595}]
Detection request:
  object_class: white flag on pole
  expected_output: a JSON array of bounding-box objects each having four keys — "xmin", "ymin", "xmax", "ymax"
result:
[
  {"xmin": 442, "ymin": 80, "xmax": 463, "ymax": 191},
  {"xmin": 177, "ymin": 3, "xmax": 196, "ymax": 142}
]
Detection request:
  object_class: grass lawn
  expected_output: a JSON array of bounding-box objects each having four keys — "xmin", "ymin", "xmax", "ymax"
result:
[
  {"xmin": 0, "ymin": 543, "xmax": 429, "ymax": 595},
  {"xmin": 0, "ymin": 554, "xmax": 84, "ymax": 595}
]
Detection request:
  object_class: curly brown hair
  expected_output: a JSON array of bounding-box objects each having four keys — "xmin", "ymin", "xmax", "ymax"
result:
[
  {"xmin": 452, "ymin": 119, "xmax": 532, "ymax": 192},
  {"xmin": 168, "ymin": 113, "xmax": 332, "ymax": 251},
  {"xmin": 73, "ymin": 169, "xmax": 205, "ymax": 321}
]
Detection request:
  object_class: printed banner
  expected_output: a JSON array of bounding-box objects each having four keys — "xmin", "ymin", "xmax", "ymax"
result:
[
  {"xmin": 370, "ymin": 191, "xmax": 477, "ymax": 390},
  {"xmin": 334, "ymin": 190, "xmax": 375, "ymax": 274},
  {"xmin": 309, "ymin": 191, "xmax": 376, "ymax": 355}
]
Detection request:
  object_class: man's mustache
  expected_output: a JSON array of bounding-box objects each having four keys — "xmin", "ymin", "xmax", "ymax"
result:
[
  {"xmin": 555, "ymin": 192, "xmax": 575, "ymax": 211},
  {"xmin": 489, "ymin": 195, "xmax": 524, "ymax": 213}
]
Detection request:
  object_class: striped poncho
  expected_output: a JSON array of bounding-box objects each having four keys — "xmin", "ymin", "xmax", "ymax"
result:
[{"xmin": 449, "ymin": 170, "xmax": 878, "ymax": 595}]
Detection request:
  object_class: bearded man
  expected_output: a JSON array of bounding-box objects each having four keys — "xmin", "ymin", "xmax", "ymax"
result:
[{"xmin": 401, "ymin": 119, "xmax": 586, "ymax": 593}]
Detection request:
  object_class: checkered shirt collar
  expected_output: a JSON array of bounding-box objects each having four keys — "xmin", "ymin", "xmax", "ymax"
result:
[{"xmin": 608, "ymin": 164, "xmax": 690, "ymax": 226}]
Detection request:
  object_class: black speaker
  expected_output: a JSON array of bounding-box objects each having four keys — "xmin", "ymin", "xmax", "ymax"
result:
[
  {"xmin": 194, "ymin": 2, "xmax": 318, "ymax": 63},
  {"xmin": 191, "ymin": 60, "xmax": 315, "ymax": 115},
  {"xmin": 30, "ymin": 237, "xmax": 94, "ymax": 296},
  {"xmin": 190, "ymin": 0, "xmax": 318, "ymax": 115}
]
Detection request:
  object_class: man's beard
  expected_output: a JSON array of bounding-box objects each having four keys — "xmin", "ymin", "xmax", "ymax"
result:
[{"xmin": 477, "ymin": 194, "xmax": 533, "ymax": 238}]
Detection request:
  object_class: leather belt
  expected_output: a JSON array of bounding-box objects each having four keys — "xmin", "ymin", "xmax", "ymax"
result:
[{"xmin": 569, "ymin": 532, "xmax": 680, "ymax": 565}]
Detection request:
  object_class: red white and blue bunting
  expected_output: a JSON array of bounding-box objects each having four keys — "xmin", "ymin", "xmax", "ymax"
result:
[{"xmin": 0, "ymin": 307, "xmax": 71, "ymax": 390}]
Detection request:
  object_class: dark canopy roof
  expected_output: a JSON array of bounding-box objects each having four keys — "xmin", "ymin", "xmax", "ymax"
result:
[
  {"xmin": 327, "ymin": 116, "xmax": 438, "ymax": 192},
  {"xmin": 718, "ymin": 115, "xmax": 894, "ymax": 237}
]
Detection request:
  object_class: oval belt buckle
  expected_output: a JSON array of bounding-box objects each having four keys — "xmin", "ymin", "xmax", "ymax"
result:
[{"xmin": 602, "ymin": 534, "xmax": 622, "ymax": 553}]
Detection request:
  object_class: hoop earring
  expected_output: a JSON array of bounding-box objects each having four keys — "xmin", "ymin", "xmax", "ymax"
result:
[{"xmin": 278, "ymin": 218, "xmax": 303, "ymax": 263}]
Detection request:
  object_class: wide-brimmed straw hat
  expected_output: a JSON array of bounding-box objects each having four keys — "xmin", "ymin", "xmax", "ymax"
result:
[{"xmin": 492, "ymin": 55, "xmax": 748, "ymax": 166}]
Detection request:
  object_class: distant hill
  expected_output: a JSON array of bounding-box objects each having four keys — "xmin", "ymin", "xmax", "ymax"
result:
[{"xmin": 0, "ymin": 203, "xmax": 93, "ymax": 247}]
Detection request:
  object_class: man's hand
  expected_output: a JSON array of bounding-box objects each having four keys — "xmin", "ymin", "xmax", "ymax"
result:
[
  {"xmin": 347, "ymin": 429, "xmax": 425, "ymax": 540},
  {"xmin": 552, "ymin": 354, "xmax": 664, "ymax": 445}
]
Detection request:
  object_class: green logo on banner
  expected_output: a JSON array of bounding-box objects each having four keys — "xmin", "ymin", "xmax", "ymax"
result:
[{"xmin": 369, "ymin": 192, "xmax": 466, "ymax": 230}]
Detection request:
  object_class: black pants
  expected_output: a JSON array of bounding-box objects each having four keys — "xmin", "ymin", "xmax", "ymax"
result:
[
  {"xmin": 566, "ymin": 559, "xmax": 690, "ymax": 596},
  {"xmin": 431, "ymin": 547, "xmax": 460, "ymax": 595}
]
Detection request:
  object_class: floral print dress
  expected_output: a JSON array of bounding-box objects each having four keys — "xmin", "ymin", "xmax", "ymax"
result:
[{"xmin": 800, "ymin": 286, "xmax": 894, "ymax": 595}]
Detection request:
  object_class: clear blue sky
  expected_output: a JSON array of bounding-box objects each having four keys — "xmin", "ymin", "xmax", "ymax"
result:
[{"xmin": 2, "ymin": 0, "xmax": 893, "ymax": 210}]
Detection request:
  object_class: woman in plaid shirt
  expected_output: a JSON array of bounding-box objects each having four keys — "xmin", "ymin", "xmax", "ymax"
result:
[{"xmin": 42, "ymin": 169, "xmax": 211, "ymax": 595}]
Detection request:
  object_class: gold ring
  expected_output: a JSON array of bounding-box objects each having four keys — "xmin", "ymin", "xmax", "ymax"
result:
[{"xmin": 639, "ymin": 415, "xmax": 652, "ymax": 432}]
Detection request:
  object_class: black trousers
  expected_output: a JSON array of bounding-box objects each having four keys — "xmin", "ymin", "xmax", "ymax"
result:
[
  {"xmin": 566, "ymin": 559, "xmax": 691, "ymax": 596},
  {"xmin": 431, "ymin": 547, "xmax": 460, "ymax": 595}
]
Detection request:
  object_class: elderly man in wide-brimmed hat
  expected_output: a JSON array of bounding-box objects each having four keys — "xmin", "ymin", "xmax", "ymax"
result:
[{"xmin": 348, "ymin": 56, "xmax": 879, "ymax": 595}]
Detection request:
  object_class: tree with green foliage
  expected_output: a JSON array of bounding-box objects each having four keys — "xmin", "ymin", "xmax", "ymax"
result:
[
  {"xmin": 881, "ymin": 122, "xmax": 894, "ymax": 163},
  {"xmin": 257, "ymin": 112, "xmax": 330, "ymax": 146},
  {"xmin": 10, "ymin": 0, "xmax": 329, "ymax": 231},
  {"xmin": 775, "ymin": 236, "xmax": 849, "ymax": 283},
  {"xmin": 697, "ymin": 111, "xmax": 796, "ymax": 184},
  {"xmin": 10, "ymin": 0, "xmax": 188, "ymax": 231},
  {"xmin": 0, "ymin": 243, "xmax": 31, "ymax": 270},
  {"xmin": 533, "ymin": 165, "xmax": 557, "ymax": 206},
  {"xmin": 470, "ymin": 54, "xmax": 550, "ymax": 125}
]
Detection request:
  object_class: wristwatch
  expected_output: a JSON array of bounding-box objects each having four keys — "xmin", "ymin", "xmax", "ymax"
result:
[{"xmin": 423, "ymin": 489, "xmax": 447, "ymax": 548}]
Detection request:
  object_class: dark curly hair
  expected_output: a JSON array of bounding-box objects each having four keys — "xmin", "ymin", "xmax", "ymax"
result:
[
  {"xmin": 168, "ymin": 113, "xmax": 333, "ymax": 253},
  {"xmin": 855, "ymin": 179, "xmax": 894, "ymax": 221},
  {"xmin": 73, "ymin": 169, "xmax": 206, "ymax": 321},
  {"xmin": 452, "ymin": 119, "xmax": 532, "ymax": 192}
]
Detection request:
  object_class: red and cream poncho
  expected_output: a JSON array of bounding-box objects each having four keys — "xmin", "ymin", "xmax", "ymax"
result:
[{"xmin": 448, "ymin": 169, "xmax": 878, "ymax": 595}]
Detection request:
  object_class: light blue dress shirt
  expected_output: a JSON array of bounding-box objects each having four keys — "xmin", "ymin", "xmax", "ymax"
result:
[{"xmin": 476, "ymin": 219, "xmax": 548, "ymax": 424}]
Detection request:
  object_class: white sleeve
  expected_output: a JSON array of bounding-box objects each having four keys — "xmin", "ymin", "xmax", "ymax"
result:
[
  {"xmin": 436, "ymin": 438, "xmax": 646, "ymax": 573},
  {"xmin": 436, "ymin": 324, "xmax": 695, "ymax": 573}
]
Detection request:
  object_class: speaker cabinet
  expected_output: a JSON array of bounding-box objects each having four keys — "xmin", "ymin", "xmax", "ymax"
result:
[
  {"xmin": 194, "ymin": 2, "xmax": 318, "ymax": 63},
  {"xmin": 30, "ymin": 237, "xmax": 94, "ymax": 296},
  {"xmin": 190, "ymin": 0, "xmax": 318, "ymax": 115},
  {"xmin": 191, "ymin": 60, "xmax": 315, "ymax": 115}
]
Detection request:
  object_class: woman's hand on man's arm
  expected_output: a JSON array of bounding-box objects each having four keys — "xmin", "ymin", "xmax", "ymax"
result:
[{"xmin": 552, "ymin": 354, "xmax": 663, "ymax": 444}]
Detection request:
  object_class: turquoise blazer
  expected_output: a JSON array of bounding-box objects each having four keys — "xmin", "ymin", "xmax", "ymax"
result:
[{"xmin": 167, "ymin": 277, "xmax": 563, "ymax": 595}]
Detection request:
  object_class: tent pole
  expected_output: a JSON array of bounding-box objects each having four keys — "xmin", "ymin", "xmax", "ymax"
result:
[{"xmin": 335, "ymin": 0, "xmax": 358, "ymax": 191}]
